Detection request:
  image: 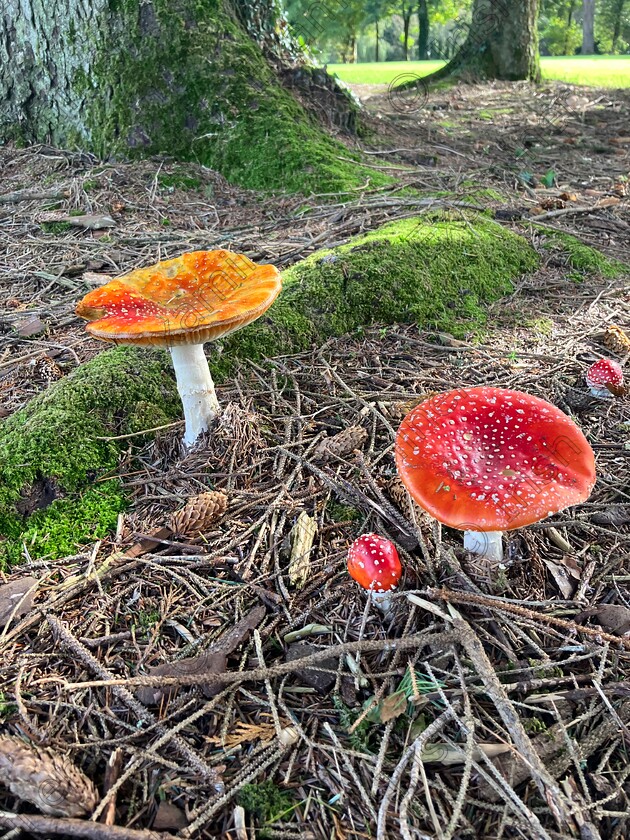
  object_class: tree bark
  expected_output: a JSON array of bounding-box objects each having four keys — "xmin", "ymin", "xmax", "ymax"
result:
[
  {"xmin": 417, "ymin": 0, "xmax": 541, "ymax": 83},
  {"xmin": 0, "ymin": 0, "xmax": 361, "ymax": 192},
  {"xmin": 418, "ymin": 0, "xmax": 430, "ymax": 60},
  {"xmin": 375, "ymin": 18, "xmax": 380, "ymax": 62},
  {"xmin": 611, "ymin": 0, "xmax": 625, "ymax": 52},
  {"xmin": 563, "ymin": 0, "xmax": 576, "ymax": 55},
  {"xmin": 402, "ymin": 4, "xmax": 412, "ymax": 59},
  {"xmin": 582, "ymin": 0, "xmax": 595, "ymax": 53}
]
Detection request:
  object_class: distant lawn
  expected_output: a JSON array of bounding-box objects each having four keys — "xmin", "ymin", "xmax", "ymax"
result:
[{"xmin": 328, "ymin": 56, "xmax": 630, "ymax": 88}]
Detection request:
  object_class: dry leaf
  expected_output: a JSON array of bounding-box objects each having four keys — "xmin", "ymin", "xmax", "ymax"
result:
[
  {"xmin": 379, "ymin": 691, "xmax": 407, "ymax": 723},
  {"xmin": 288, "ymin": 511, "xmax": 317, "ymax": 589},
  {"xmin": 82, "ymin": 271, "xmax": 113, "ymax": 286},
  {"xmin": 595, "ymin": 196, "xmax": 621, "ymax": 208},
  {"xmin": 0, "ymin": 577, "xmax": 37, "ymax": 627},
  {"xmin": 421, "ymin": 742, "xmax": 511, "ymax": 765},
  {"xmin": 576, "ymin": 604, "xmax": 630, "ymax": 636},
  {"xmin": 14, "ymin": 316, "xmax": 47, "ymax": 338},
  {"xmin": 152, "ymin": 801, "xmax": 188, "ymax": 831},
  {"xmin": 65, "ymin": 214, "xmax": 116, "ymax": 230},
  {"xmin": 542, "ymin": 555, "xmax": 581, "ymax": 599},
  {"xmin": 136, "ymin": 606, "xmax": 265, "ymax": 704},
  {"xmin": 559, "ymin": 191, "xmax": 578, "ymax": 202}
]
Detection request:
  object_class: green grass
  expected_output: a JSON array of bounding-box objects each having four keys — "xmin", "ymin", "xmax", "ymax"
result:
[{"xmin": 328, "ymin": 56, "xmax": 630, "ymax": 88}]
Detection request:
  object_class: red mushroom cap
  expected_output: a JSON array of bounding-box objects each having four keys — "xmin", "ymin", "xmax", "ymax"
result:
[
  {"xmin": 395, "ymin": 387, "xmax": 596, "ymax": 533},
  {"xmin": 347, "ymin": 534, "xmax": 402, "ymax": 593},
  {"xmin": 76, "ymin": 250, "xmax": 281, "ymax": 346},
  {"xmin": 586, "ymin": 359, "xmax": 624, "ymax": 396}
]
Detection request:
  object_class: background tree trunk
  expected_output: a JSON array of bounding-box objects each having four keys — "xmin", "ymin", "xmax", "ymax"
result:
[
  {"xmin": 418, "ymin": 0, "xmax": 541, "ymax": 82},
  {"xmin": 402, "ymin": 4, "xmax": 412, "ymax": 59},
  {"xmin": 0, "ymin": 0, "xmax": 361, "ymax": 193},
  {"xmin": 582, "ymin": 0, "xmax": 595, "ymax": 53},
  {"xmin": 375, "ymin": 19, "xmax": 380, "ymax": 61},
  {"xmin": 418, "ymin": 0, "xmax": 430, "ymax": 59},
  {"xmin": 563, "ymin": 0, "xmax": 576, "ymax": 55},
  {"xmin": 611, "ymin": 0, "xmax": 626, "ymax": 52}
]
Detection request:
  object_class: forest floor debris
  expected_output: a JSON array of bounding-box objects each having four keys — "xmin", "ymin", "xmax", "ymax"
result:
[{"xmin": 0, "ymin": 80, "xmax": 629, "ymax": 839}]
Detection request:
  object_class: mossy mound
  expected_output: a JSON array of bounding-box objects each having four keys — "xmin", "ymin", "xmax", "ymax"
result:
[
  {"xmin": 0, "ymin": 348, "xmax": 180, "ymax": 566},
  {"xmin": 213, "ymin": 213, "xmax": 539, "ymax": 377},
  {"xmin": 0, "ymin": 214, "xmax": 538, "ymax": 564},
  {"xmin": 538, "ymin": 229, "xmax": 628, "ymax": 279}
]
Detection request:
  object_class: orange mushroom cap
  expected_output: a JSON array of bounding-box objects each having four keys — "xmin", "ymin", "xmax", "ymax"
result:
[
  {"xmin": 76, "ymin": 250, "xmax": 281, "ymax": 346},
  {"xmin": 395, "ymin": 387, "xmax": 596, "ymax": 533}
]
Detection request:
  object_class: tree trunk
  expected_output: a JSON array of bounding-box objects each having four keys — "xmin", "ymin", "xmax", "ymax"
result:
[
  {"xmin": 402, "ymin": 6, "xmax": 411, "ymax": 59},
  {"xmin": 0, "ymin": 0, "xmax": 361, "ymax": 193},
  {"xmin": 376, "ymin": 18, "xmax": 380, "ymax": 62},
  {"xmin": 418, "ymin": 0, "xmax": 430, "ymax": 60},
  {"xmin": 418, "ymin": 0, "xmax": 541, "ymax": 83},
  {"xmin": 582, "ymin": 0, "xmax": 595, "ymax": 53},
  {"xmin": 611, "ymin": 0, "xmax": 625, "ymax": 52},
  {"xmin": 563, "ymin": 0, "xmax": 576, "ymax": 55}
]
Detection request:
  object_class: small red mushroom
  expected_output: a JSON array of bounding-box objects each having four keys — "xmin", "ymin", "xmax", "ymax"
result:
[
  {"xmin": 586, "ymin": 359, "xmax": 624, "ymax": 398},
  {"xmin": 395, "ymin": 387, "xmax": 596, "ymax": 563},
  {"xmin": 348, "ymin": 533, "xmax": 402, "ymax": 612}
]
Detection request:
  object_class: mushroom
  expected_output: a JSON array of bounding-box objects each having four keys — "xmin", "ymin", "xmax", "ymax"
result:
[
  {"xmin": 586, "ymin": 358, "xmax": 624, "ymax": 398},
  {"xmin": 347, "ymin": 533, "xmax": 403, "ymax": 612},
  {"xmin": 76, "ymin": 250, "xmax": 281, "ymax": 447},
  {"xmin": 395, "ymin": 386, "xmax": 596, "ymax": 564}
]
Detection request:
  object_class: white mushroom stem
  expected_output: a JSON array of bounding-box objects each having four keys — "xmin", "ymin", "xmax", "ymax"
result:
[
  {"xmin": 463, "ymin": 530, "xmax": 503, "ymax": 564},
  {"xmin": 586, "ymin": 380, "xmax": 614, "ymax": 399},
  {"xmin": 370, "ymin": 588, "xmax": 395, "ymax": 615},
  {"xmin": 170, "ymin": 344, "xmax": 220, "ymax": 446}
]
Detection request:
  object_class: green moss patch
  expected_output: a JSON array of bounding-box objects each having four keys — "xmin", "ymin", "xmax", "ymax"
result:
[
  {"xmin": 213, "ymin": 213, "xmax": 539, "ymax": 377},
  {"xmin": 0, "ymin": 213, "xmax": 537, "ymax": 563},
  {"xmin": 0, "ymin": 347, "xmax": 180, "ymax": 566},
  {"xmin": 538, "ymin": 229, "xmax": 628, "ymax": 278}
]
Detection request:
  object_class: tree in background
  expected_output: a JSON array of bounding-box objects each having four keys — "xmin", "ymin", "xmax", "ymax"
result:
[
  {"xmin": 418, "ymin": 0, "xmax": 430, "ymax": 58},
  {"xmin": 597, "ymin": 0, "xmax": 629, "ymax": 51},
  {"xmin": 400, "ymin": 1, "xmax": 416, "ymax": 58},
  {"xmin": 286, "ymin": 0, "xmax": 368, "ymax": 62},
  {"xmin": 420, "ymin": 0, "xmax": 541, "ymax": 81},
  {"xmin": 583, "ymin": 0, "xmax": 596, "ymax": 50}
]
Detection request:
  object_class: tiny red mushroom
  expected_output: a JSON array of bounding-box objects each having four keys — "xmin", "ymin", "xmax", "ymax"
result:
[
  {"xmin": 586, "ymin": 358, "xmax": 624, "ymax": 398},
  {"xmin": 395, "ymin": 386, "xmax": 596, "ymax": 564},
  {"xmin": 348, "ymin": 533, "xmax": 402, "ymax": 612}
]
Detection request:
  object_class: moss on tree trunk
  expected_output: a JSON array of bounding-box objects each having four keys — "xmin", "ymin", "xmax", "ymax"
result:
[{"xmin": 0, "ymin": 0, "xmax": 371, "ymax": 194}]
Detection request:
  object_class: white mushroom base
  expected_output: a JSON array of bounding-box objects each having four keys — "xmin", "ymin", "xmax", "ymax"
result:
[
  {"xmin": 370, "ymin": 588, "xmax": 395, "ymax": 615},
  {"xmin": 586, "ymin": 380, "xmax": 614, "ymax": 399},
  {"xmin": 170, "ymin": 344, "xmax": 220, "ymax": 447},
  {"xmin": 463, "ymin": 530, "xmax": 504, "ymax": 564}
]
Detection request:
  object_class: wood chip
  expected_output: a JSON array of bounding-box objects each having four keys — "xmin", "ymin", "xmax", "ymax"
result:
[{"xmin": 0, "ymin": 577, "xmax": 38, "ymax": 627}]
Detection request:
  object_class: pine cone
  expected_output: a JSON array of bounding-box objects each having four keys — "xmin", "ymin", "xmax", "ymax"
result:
[
  {"xmin": 33, "ymin": 355, "xmax": 63, "ymax": 384},
  {"xmin": 314, "ymin": 425, "xmax": 368, "ymax": 462},
  {"xmin": 386, "ymin": 476, "xmax": 411, "ymax": 512},
  {"xmin": 603, "ymin": 325, "xmax": 630, "ymax": 356},
  {"xmin": 0, "ymin": 736, "xmax": 99, "ymax": 817},
  {"xmin": 560, "ymin": 385, "xmax": 599, "ymax": 414},
  {"xmin": 169, "ymin": 490, "xmax": 228, "ymax": 536}
]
